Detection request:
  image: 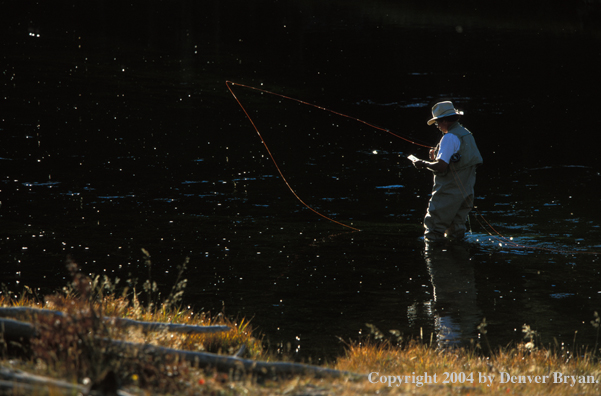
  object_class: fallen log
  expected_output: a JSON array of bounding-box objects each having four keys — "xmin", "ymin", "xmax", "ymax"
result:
[
  {"xmin": 0, "ymin": 318, "xmax": 36, "ymax": 339},
  {"xmin": 1, "ymin": 318, "xmax": 362, "ymax": 380},
  {"xmin": 0, "ymin": 367, "xmax": 134, "ymax": 396},
  {"xmin": 109, "ymin": 339, "xmax": 363, "ymax": 379},
  {"xmin": 107, "ymin": 316, "xmax": 231, "ymax": 334},
  {"xmin": 0, "ymin": 306, "xmax": 231, "ymax": 334}
]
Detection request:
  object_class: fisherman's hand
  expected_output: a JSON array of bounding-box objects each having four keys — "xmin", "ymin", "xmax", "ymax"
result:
[
  {"xmin": 413, "ymin": 160, "xmax": 425, "ymax": 170},
  {"xmin": 429, "ymin": 149, "xmax": 436, "ymax": 160}
]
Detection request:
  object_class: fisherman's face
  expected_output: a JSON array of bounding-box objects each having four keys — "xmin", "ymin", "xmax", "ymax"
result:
[{"xmin": 435, "ymin": 118, "xmax": 450, "ymax": 133}]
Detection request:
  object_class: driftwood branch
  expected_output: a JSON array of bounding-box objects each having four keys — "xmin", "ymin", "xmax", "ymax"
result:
[
  {"xmin": 107, "ymin": 316, "xmax": 231, "ymax": 334},
  {"xmin": 0, "ymin": 318, "xmax": 36, "ymax": 339},
  {"xmin": 0, "ymin": 306, "xmax": 231, "ymax": 334},
  {"xmin": 0, "ymin": 367, "xmax": 134, "ymax": 396},
  {"xmin": 0, "ymin": 367, "xmax": 86, "ymax": 396},
  {"xmin": 1, "ymin": 317, "xmax": 361, "ymax": 380},
  {"xmin": 109, "ymin": 339, "xmax": 362, "ymax": 379}
]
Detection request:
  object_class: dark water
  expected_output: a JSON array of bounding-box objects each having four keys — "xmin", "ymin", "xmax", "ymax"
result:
[{"xmin": 2, "ymin": 1, "xmax": 601, "ymax": 362}]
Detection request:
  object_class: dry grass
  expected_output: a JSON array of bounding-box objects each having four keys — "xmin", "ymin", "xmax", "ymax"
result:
[
  {"xmin": 2, "ymin": 256, "xmax": 601, "ymax": 395},
  {"xmin": 330, "ymin": 326, "xmax": 601, "ymax": 395},
  {"xmin": 0, "ymin": 256, "xmax": 266, "ymax": 395}
]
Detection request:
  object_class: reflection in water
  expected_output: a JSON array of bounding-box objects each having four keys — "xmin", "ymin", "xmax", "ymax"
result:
[{"xmin": 423, "ymin": 241, "xmax": 481, "ymax": 346}]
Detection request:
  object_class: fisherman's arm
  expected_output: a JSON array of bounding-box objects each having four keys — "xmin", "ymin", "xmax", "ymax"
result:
[{"xmin": 413, "ymin": 158, "xmax": 449, "ymax": 173}]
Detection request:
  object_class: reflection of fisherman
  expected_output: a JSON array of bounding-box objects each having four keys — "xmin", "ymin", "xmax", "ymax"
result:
[
  {"xmin": 412, "ymin": 101, "xmax": 483, "ymax": 242},
  {"xmin": 424, "ymin": 242, "xmax": 481, "ymax": 346}
]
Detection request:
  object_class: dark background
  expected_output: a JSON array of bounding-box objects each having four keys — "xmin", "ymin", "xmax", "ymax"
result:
[{"xmin": 2, "ymin": 0, "xmax": 601, "ymax": 361}]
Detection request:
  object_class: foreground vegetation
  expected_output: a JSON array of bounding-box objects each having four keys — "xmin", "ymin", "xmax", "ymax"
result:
[{"xmin": 2, "ymin": 257, "xmax": 601, "ymax": 395}]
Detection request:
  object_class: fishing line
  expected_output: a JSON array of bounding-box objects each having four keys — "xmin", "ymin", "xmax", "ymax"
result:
[
  {"xmin": 226, "ymin": 81, "xmax": 366, "ymax": 231},
  {"xmin": 226, "ymin": 81, "xmax": 433, "ymax": 149},
  {"xmin": 226, "ymin": 81, "xmax": 598, "ymax": 254}
]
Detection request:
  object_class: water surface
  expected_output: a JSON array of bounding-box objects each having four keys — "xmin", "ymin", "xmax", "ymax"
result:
[{"xmin": 2, "ymin": 0, "xmax": 601, "ymax": 361}]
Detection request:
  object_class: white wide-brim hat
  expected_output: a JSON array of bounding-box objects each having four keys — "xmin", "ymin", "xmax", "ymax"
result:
[{"xmin": 427, "ymin": 101, "xmax": 464, "ymax": 125}]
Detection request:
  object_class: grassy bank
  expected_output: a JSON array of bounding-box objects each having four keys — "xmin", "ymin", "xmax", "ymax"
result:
[{"xmin": 2, "ymin": 258, "xmax": 601, "ymax": 395}]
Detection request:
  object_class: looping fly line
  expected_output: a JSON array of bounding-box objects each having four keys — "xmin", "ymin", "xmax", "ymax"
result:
[
  {"xmin": 226, "ymin": 81, "xmax": 598, "ymax": 255},
  {"xmin": 226, "ymin": 80, "xmax": 434, "ymax": 232},
  {"xmin": 227, "ymin": 81, "xmax": 433, "ymax": 149}
]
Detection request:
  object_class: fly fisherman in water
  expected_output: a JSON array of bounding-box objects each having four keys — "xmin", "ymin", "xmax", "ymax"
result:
[{"xmin": 411, "ymin": 101, "xmax": 483, "ymax": 242}]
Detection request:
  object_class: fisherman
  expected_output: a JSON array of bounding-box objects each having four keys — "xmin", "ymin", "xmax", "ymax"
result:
[{"xmin": 411, "ymin": 101, "xmax": 483, "ymax": 242}]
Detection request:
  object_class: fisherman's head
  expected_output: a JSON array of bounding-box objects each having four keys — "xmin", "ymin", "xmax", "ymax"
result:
[{"xmin": 427, "ymin": 101, "xmax": 463, "ymax": 133}]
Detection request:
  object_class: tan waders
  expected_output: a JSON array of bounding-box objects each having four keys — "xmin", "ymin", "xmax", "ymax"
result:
[
  {"xmin": 424, "ymin": 123, "xmax": 482, "ymax": 242},
  {"xmin": 424, "ymin": 165, "xmax": 477, "ymax": 241}
]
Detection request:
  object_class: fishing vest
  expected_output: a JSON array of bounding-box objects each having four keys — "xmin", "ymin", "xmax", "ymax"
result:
[{"xmin": 446, "ymin": 123, "xmax": 483, "ymax": 172}]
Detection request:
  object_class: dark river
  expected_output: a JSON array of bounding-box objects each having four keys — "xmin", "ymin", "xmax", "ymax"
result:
[{"xmin": 2, "ymin": 1, "xmax": 601, "ymax": 362}]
